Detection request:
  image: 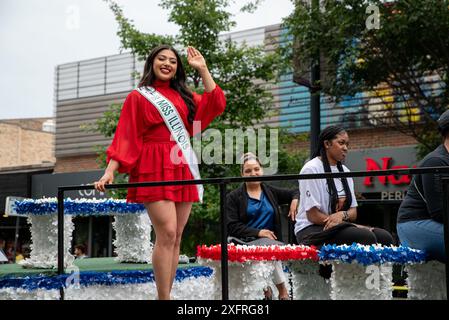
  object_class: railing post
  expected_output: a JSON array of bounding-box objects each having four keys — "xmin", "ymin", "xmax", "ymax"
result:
[
  {"xmin": 442, "ymin": 178, "xmax": 449, "ymax": 300},
  {"xmin": 219, "ymin": 182, "xmax": 229, "ymax": 300},
  {"xmin": 57, "ymin": 188, "xmax": 65, "ymax": 300}
]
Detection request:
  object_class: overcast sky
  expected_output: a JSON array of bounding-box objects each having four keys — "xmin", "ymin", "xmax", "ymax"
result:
[{"xmin": 0, "ymin": 0, "xmax": 294, "ymax": 120}]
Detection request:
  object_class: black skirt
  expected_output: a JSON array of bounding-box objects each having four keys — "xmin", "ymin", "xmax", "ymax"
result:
[
  {"xmin": 227, "ymin": 236, "xmax": 285, "ymax": 246},
  {"xmin": 296, "ymin": 222, "xmax": 355, "ymax": 247}
]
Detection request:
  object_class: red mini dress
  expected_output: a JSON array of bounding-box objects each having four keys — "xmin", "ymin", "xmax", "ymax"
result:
[{"xmin": 106, "ymin": 79, "xmax": 226, "ymax": 203}]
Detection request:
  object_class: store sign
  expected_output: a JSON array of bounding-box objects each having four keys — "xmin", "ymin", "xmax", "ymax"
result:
[
  {"xmin": 380, "ymin": 190, "xmax": 406, "ymax": 200},
  {"xmin": 32, "ymin": 170, "xmax": 107, "ymax": 199},
  {"xmin": 363, "ymin": 157, "xmax": 415, "ymax": 186},
  {"xmin": 345, "ymin": 146, "xmax": 418, "ymax": 194}
]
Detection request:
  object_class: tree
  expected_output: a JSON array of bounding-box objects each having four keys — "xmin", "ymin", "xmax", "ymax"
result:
[
  {"xmin": 106, "ymin": 0, "xmax": 278, "ymax": 126},
  {"xmin": 283, "ymin": 0, "xmax": 449, "ymax": 158},
  {"xmin": 92, "ymin": 0, "xmax": 306, "ymax": 254}
]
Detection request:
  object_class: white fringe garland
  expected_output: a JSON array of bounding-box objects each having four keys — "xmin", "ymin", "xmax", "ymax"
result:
[
  {"xmin": 405, "ymin": 261, "xmax": 447, "ymax": 300},
  {"xmin": 329, "ymin": 262, "xmax": 393, "ymax": 300},
  {"xmin": 198, "ymin": 259, "xmax": 276, "ymax": 300},
  {"xmin": 288, "ymin": 260, "xmax": 331, "ymax": 300},
  {"xmin": 112, "ymin": 214, "xmax": 153, "ymax": 263},
  {"xmin": 19, "ymin": 215, "xmax": 75, "ymax": 269}
]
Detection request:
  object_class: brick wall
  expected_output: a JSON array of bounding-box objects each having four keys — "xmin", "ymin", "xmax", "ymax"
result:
[
  {"xmin": 1, "ymin": 118, "xmax": 50, "ymax": 131},
  {"xmin": 54, "ymin": 155, "xmax": 101, "ymax": 173},
  {"xmin": 0, "ymin": 122, "xmax": 55, "ymax": 168},
  {"xmin": 348, "ymin": 127, "xmax": 417, "ymax": 149},
  {"xmin": 287, "ymin": 127, "xmax": 417, "ymax": 153}
]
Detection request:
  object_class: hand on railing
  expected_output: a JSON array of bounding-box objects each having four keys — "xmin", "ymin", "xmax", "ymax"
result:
[{"xmin": 94, "ymin": 171, "xmax": 114, "ymax": 193}]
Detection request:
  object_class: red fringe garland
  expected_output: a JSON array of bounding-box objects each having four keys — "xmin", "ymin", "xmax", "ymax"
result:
[{"xmin": 196, "ymin": 244, "xmax": 318, "ymax": 263}]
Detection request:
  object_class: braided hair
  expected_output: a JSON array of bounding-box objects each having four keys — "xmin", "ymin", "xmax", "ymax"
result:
[{"xmin": 311, "ymin": 125, "xmax": 352, "ymax": 214}]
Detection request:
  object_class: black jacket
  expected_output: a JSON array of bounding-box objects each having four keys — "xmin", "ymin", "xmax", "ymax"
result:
[
  {"xmin": 398, "ymin": 144, "xmax": 449, "ymax": 224},
  {"xmin": 226, "ymin": 183, "xmax": 299, "ymax": 242}
]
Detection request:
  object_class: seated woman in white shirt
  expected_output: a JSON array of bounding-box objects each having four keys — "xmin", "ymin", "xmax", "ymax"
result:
[{"xmin": 294, "ymin": 125, "xmax": 394, "ymax": 247}]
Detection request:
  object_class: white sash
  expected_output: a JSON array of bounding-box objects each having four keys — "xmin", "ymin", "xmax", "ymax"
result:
[{"xmin": 136, "ymin": 86, "xmax": 203, "ymax": 202}]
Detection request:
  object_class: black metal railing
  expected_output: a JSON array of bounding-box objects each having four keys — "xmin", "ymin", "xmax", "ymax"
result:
[{"xmin": 57, "ymin": 167, "xmax": 449, "ymax": 300}]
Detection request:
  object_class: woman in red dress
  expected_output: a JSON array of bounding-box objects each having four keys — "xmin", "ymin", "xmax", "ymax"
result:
[{"xmin": 94, "ymin": 45, "xmax": 226, "ymax": 299}]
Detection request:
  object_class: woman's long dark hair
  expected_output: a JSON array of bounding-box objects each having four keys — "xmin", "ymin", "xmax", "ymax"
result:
[
  {"xmin": 311, "ymin": 125, "xmax": 352, "ymax": 214},
  {"xmin": 138, "ymin": 45, "xmax": 196, "ymax": 123}
]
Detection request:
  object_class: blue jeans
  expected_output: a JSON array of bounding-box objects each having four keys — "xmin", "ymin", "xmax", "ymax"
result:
[{"xmin": 397, "ymin": 219, "xmax": 446, "ymax": 262}]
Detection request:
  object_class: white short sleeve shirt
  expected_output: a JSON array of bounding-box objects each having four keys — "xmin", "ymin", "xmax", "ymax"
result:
[{"xmin": 294, "ymin": 157, "xmax": 358, "ymax": 234}]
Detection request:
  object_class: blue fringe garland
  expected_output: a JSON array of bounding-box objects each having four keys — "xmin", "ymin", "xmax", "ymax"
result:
[
  {"xmin": 12, "ymin": 198, "xmax": 146, "ymax": 216},
  {"xmin": 318, "ymin": 243, "xmax": 427, "ymax": 265},
  {"xmin": 0, "ymin": 267, "xmax": 213, "ymax": 291}
]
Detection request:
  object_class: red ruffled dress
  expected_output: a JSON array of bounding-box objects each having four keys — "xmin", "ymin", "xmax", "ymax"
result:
[{"xmin": 106, "ymin": 79, "xmax": 226, "ymax": 203}]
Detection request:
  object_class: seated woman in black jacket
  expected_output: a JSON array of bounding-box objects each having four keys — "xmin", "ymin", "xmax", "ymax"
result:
[
  {"xmin": 226, "ymin": 153, "xmax": 299, "ymax": 300},
  {"xmin": 397, "ymin": 109, "xmax": 449, "ymax": 262}
]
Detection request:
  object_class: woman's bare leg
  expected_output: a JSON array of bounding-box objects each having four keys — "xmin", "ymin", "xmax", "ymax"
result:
[
  {"xmin": 144, "ymin": 201, "xmax": 177, "ymax": 300},
  {"xmin": 169, "ymin": 202, "xmax": 193, "ymax": 289},
  {"xmin": 275, "ymin": 282, "xmax": 289, "ymax": 300}
]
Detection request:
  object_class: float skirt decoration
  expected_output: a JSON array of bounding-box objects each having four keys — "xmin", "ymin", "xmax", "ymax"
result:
[
  {"xmin": 288, "ymin": 259, "xmax": 331, "ymax": 300},
  {"xmin": 0, "ymin": 259, "xmax": 214, "ymax": 300},
  {"xmin": 319, "ymin": 244, "xmax": 427, "ymax": 300},
  {"xmin": 113, "ymin": 214, "xmax": 152, "ymax": 263},
  {"xmin": 19, "ymin": 214, "xmax": 74, "ymax": 269},
  {"xmin": 11, "ymin": 198, "xmax": 152, "ymax": 267},
  {"xmin": 197, "ymin": 244, "xmax": 318, "ymax": 300},
  {"xmin": 405, "ymin": 260, "xmax": 447, "ymax": 300}
]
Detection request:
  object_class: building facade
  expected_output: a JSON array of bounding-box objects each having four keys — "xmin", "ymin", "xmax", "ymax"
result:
[
  {"xmin": 0, "ymin": 118, "xmax": 55, "ymax": 169},
  {"xmin": 0, "ymin": 118, "xmax": 55, "ymax": 262}
]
